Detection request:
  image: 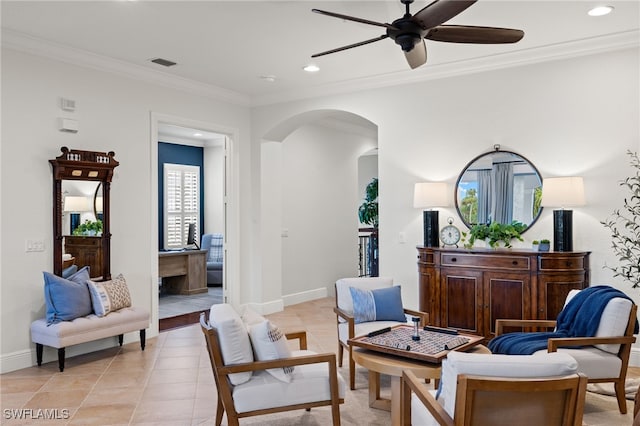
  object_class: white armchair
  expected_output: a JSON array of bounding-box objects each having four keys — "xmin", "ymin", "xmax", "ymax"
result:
[
  {"xmin": 495, "ymin": 287, "xmax": 638, "ymax": 414},
  {"xmin": 402, "ymin": 351, "xmax": 587, "ymax": 426},
  {"xmin": 200, "ymin": 305, "xmax": 345, "ymax": 425},
  {"xmin": 334, "ymin": 277, "xmax": 428, "ymax": 390}
]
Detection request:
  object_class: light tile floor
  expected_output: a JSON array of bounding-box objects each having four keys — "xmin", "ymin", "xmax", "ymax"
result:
[{"xmin": 1, "ymin": 298, "xmax": 635, "ymax": 425}]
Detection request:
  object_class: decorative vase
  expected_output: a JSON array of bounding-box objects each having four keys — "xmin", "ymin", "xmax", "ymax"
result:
[{"xmin": 538, "ymin": 242, "xmax": 550, "ymax": 252}]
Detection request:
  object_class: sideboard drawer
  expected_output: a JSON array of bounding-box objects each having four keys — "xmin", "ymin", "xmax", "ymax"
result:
[
  {"xmin": 441, "ymin": 253, "xmax": 530, "ymax": 271},
  {"xmin": 539, "ymin": 256, "xmax": 585, "ymax": 271}
]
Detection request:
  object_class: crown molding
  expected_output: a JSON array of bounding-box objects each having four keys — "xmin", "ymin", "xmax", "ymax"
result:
[
  {"xmin": 2, "ymin": 28, "xmax": 637, "ymax": 108},
  {"xmin": 251, "ymin": 30, "xmax": 640, "ymax": 106},
  {"xmin": 1, "ymin": 29, "xmax": 251, "ymax": 107}
]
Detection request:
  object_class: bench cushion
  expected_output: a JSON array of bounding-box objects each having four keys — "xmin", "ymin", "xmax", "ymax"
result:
[{"xmin": 31, "ymin": 306, "xmax": 149, "ymax": 348}]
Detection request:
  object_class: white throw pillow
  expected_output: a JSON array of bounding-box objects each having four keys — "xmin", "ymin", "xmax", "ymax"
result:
[
  {"xmin": 209, "ymin": 304, "xmax": 254, "ymax": 385},
  {"xmin": 249, "ymin": 319, "xmax": 294, "ymax": 382}
]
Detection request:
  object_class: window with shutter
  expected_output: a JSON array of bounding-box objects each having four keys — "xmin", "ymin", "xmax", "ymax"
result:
[{"xmin": 164, "ymin": 164, "xmax": 200, "ymax": 249}]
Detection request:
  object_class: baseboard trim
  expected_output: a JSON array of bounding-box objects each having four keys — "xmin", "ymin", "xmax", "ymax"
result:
[
  {"xmin": 282, "ymin": 287, "xmax": 328, "ymax": 307},
  {"xmin": 0, "ymin": 339, "xmax": 121, "ymax": 374}
]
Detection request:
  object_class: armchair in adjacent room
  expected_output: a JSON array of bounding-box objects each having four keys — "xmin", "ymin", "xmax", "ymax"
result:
[
  {"xmin": 201, "ymin": 233, "xmax": 223, "ymax": 286},
  {"xmin": 334, "ymin": 276, "xmax": 428, "ymax": 390}
]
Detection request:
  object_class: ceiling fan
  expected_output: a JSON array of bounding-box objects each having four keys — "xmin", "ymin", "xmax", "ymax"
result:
[{"xmin": 311, "ymin": 0, "xmax": 524, "ymax": 69}]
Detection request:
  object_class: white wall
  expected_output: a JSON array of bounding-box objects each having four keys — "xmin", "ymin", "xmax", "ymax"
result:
[
  {"xmin": 0, "ymin": 48, "xmax": 251, "ymax": 372},
  {"xmin": 251, "ymin": 47, "xmax": 640, "ymax": 352},
  {"xmin": 204, "ymin": 144, "xmax": 225, "ymax": 234},
  {"xmin": 280, "ymin": 124, "xmax": 375, "ymax": 301}
]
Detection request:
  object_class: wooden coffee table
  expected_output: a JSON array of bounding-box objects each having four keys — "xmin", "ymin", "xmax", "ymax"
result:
[{"xmin": 352, "ymin": 345, "xmax": 490, "ymax": 426}]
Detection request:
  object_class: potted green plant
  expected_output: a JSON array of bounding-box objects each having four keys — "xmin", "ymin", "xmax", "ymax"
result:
[
  {"xmin": 73, "ymin": 219, "xmax": 103, "ymax": 236},
  {"xmin": 601, "ymin": 150, "xmax": 640, "ymax": 288},
  {"xmin": 358, "ymin": 178, "xmax": 378, "ymax": 228},
  {"xmin": 538, "ymin": 239, "xmax": 550, "ymax": 252},
  {"xmin": 532, "ymin": 240, "xmax": 540, "ymax": 250},
  {"xmin": 461, "ymin": 221, "xmax": 527, "ymax": 248}
]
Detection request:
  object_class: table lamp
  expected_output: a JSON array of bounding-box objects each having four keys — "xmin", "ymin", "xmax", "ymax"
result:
[
  {"xmin": 414, "ymin": 182, "xmax": 448, "ymax": 247},
  {"xmin": 541, "ymin": 177, "xmax": 585, "ymax": 252}
]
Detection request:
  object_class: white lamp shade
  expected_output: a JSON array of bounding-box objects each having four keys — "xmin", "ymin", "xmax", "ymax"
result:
[
  {"xmin": 63, "ymin": 196, "xmax": 90, "ymax": 212},
  {"xmin": 413, "ymin": 182, "xmax": 448, "ymax": 208},
  {"xmin": 541, "ymin": 177, "xmax": 586, "ymax": 207}
]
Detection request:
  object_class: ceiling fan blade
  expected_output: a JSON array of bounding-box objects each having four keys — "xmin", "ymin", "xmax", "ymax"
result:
[
  {"xmin": 404, "ymin": 40, "xmax": 427, "ymax": 69},
  {"xmin": 312, "ymin": 9, "xmax": 396, "ymax": 30},
  {"xmin": 426, "ymin": 25, "xmax": 524, "ymax": 44},
  {"xmin": 312, "ymin": 35, "xmax": 389, "ymax": 58},
  {"xmin": 412, "ymin": 0, "xmax": 477, "ymax": 30}
]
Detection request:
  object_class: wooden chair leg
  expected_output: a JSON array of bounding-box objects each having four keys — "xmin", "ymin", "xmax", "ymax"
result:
[
  {"xmin": 215, "ymin": 395, "xmax": 224, "ymax": 426},
  {"xmin": 615, "ymin": 379, "xmax": 628, "ymax": 414},
  {"xmin": 337, "ymin": 344, "xmax": 344, "ymax": 367},
  {"xmin": 118, "ymin": 334, "xmax": 124, "ymax": 346},
  {"xmin": 349, "ymin": 346, "xmax": 356, "ymax": 390}
]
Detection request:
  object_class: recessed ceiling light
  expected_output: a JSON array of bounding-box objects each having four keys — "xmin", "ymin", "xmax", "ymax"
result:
[
  {"xmin": 303, "ymin": 64, "xmax": 320, "ymax": 73},
  {"xmin": 588, "ymin": 5, "xmax": 614, "ymax": 16},
  {"xmin": 260, "ymin": 75, "xmax": 276, "ymax": 83},
  {"xmin": 193, "ymin": 133, "xmax": 203, "ymax": 137}
]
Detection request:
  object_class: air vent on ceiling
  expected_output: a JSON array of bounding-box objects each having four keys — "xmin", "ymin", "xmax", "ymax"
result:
[{"xmin": 150, "ymin": 58, "xmax": 177, "ymax": 67}]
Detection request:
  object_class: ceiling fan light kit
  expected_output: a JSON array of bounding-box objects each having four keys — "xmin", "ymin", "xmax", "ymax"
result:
[{"xmin": 312, "ymin": 0, "xmax": 524, "ymax": 69}]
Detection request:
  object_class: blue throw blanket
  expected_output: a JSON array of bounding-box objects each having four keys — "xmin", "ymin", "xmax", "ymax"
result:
[{"xmin": 488, "ymin": 285, "xmax": 637, "ymax": 355}]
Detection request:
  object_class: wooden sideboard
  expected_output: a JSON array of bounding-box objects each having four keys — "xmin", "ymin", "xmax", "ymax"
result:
[
  {"xmin": 417, "ymin": 247, "xmax": 590, "ymax": 341},
  {"xmin": 64, "ymin": 236, "xmax": 103, "ymax": 278}
]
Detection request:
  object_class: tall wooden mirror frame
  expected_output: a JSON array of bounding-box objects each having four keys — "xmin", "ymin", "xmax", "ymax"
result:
[{"xmin": 50, "ymin": 147, "xmax": 119, "ymax": 280}]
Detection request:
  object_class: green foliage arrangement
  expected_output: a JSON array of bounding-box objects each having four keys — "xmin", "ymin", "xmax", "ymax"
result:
[
  {"xmin": 601, "ymin": 150, "xmax": 640, "ymax": 288},
  {"xmin": 73, "ymin": 219, "xmax": 103, "ymax": 236},
  {"xmin": 358, "ymin": 178, "xmax": 378, "ymax": 227},
  {"xmin": 461, "ymin": 221, "xmax": 527, "ymax": 248}
]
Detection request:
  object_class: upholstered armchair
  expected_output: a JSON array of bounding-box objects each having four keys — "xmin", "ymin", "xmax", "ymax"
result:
[
  {"xmin": 494, "ymin": 287, "xmax": 638, "ymax": 414},
  {"xmin": 402, "ymin": 351, "xmax": 587, "ymax": 426},
  {"xmin": 200, "ymin": 306, "xmax": 344, "ymax": 425},
  {"xmin": 201, "ymin": 233, "xmax": 223, "ymax": 286},
  {"xmin": 334, "ymin": 276, "xmax": 428, "ymax": 390}
]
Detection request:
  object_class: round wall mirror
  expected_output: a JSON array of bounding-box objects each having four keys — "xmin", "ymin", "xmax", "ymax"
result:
[{"xmin": 455, "ymin": 149, "xmax": 543, "ymax": 231}]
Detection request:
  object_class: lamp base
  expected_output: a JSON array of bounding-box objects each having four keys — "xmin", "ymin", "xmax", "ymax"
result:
[
  {"xmin": 553, "ymin": 210, "xmax": 573, "ymax": 252},
  {"xmin": 423, "ymin": 210, "xmax": 440, "ymax": 247}
]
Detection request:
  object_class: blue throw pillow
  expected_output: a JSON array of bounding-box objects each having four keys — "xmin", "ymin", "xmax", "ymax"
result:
[
  {"xmin": 349, "ymin": 285, "xmax": 406, "ymax": 324},
  {"xmin": 43, "ymin": 266, "xmax": 92, "ymax": 324}
]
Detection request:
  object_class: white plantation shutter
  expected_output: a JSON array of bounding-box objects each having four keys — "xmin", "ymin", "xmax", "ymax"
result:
[{"xmin": 164, "ymin": 164, "xmax": 200, "ymax": 249}]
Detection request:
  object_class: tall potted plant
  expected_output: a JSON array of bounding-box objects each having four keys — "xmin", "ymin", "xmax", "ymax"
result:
[
  {"xmin": 601, "ymin": 150, "xmax": 640, "ymax": 288},
  {"xmin": 358, "ymin": 177, "xmax": 378, "ymax": 228},
  {"xmin": 601, "ymin": 150, "xmax": 640, "ymax": 421},
  {"xmin": 358, "ymin": 178, "xmax": 378, "ymax": 276}
]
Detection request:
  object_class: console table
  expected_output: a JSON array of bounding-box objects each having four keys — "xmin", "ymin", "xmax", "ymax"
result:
[
  {"xmin": 417, "ymin": 247, "xmax": 590, "ymax": 341},
  {"xmin": 64, "ymin": 236, "xmax": 103, "ymax": 278},
  {"xmin": 159, "ymin": 250, "xmax": 207, "ymax": 295}
]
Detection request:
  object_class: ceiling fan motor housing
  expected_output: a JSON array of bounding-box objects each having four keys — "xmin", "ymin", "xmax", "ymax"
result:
[{"xmin": 387, "ymin": 18, "xmax": 425, "ymax": 52}]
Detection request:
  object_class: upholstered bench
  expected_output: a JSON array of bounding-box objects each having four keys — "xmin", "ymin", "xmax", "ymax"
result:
[{"xmin": 31, "ymin": 306, "xmax": 150, "ymax": 372}]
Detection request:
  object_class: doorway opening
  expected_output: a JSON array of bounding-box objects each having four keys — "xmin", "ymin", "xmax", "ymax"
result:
[{"xmin": 153, "ymin": 119, "xmax": 229, "ymax": 331}]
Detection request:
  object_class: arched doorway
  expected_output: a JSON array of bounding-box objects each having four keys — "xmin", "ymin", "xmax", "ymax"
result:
[{"xmin": 260, "ymin": 110, "xmax": 378, "ymax": 304}]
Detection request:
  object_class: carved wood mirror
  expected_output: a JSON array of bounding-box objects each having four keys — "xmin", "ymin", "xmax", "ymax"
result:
[
  {"xmin": 455, "ymin": 148, "xmax": 542, "ymax": 231},
  {"xmin": 50, "ymin": 147, "xmax": 119, "ymax": 280}
]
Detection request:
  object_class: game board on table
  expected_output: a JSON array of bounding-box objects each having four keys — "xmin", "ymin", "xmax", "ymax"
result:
[{"xmin": 348, "ymin": 324, "xmax": 485, "ymax": 363}]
